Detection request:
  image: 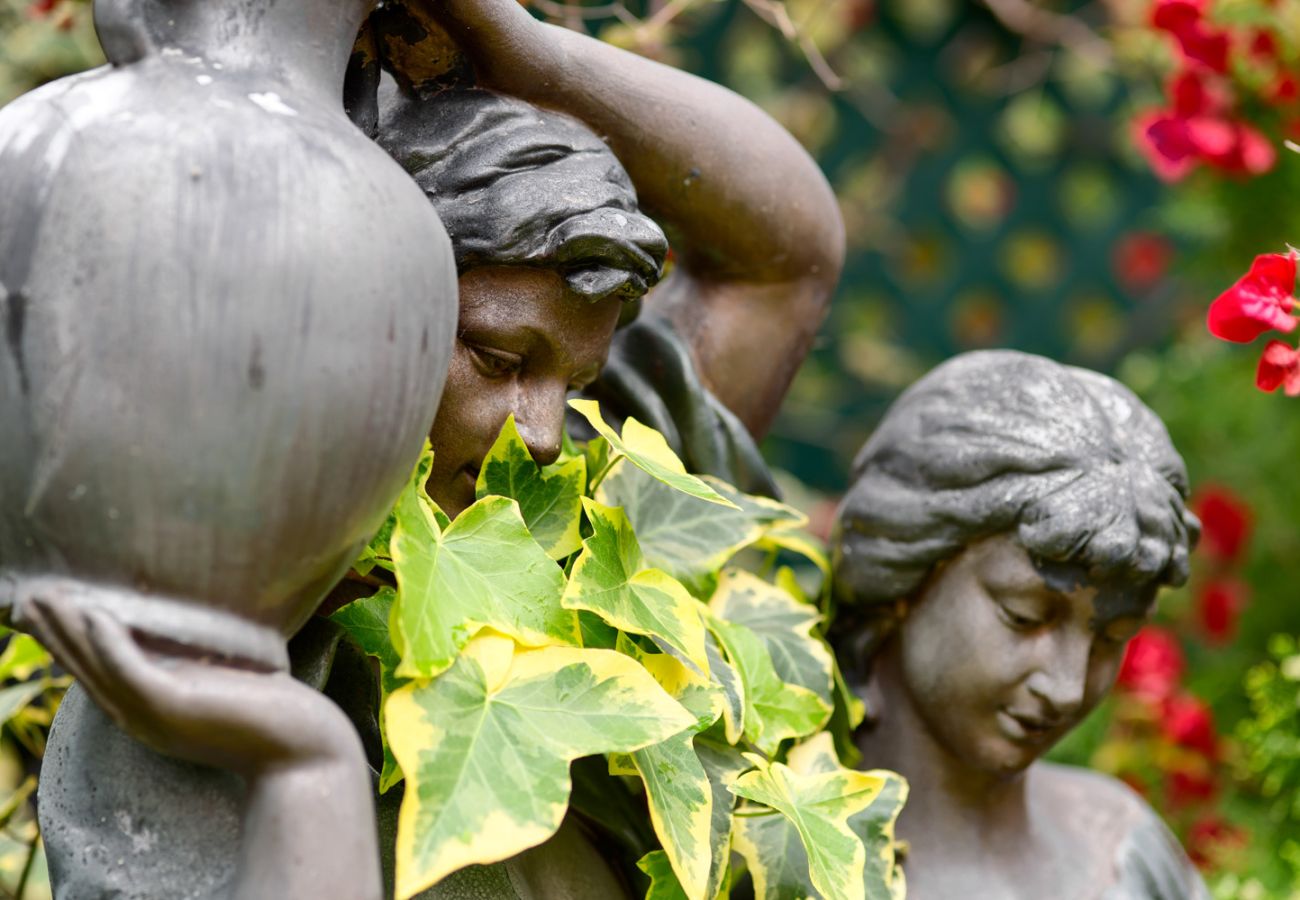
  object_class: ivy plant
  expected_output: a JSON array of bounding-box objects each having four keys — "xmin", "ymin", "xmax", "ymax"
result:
[{"xmin": 333, "ymin": 402, "xmax": 907, "ymax": 900}]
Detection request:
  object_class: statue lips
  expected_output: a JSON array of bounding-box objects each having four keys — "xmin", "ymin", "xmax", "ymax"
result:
[{"xmin": 997, "ymin": 708, "xmax": 1063, "ymax": 746}]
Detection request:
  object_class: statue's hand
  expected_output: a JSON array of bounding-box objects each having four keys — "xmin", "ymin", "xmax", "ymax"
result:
[{"xmin": 20, "ymin": 593, "xmax": 362, "ymax": 777}]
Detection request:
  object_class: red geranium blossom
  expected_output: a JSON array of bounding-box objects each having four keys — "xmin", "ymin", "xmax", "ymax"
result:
[
  {"xmin": 1134, "ymin": 111, "xmax": 1275, "ymax": 182},
  {"xmin": 1256, "ymin": 339, "xmax": 1300, "ymax": 395},
  {"xmin": 1151, "ymin": 0, "xmax": 1230, "ymax": 72},
  {"xmin": 1191, "ymin": 485, "xmax": 1251, "ymax": 562},
  {"xmin": 1165, "ymin": 766, "xmax": 1219, "ymax": 808},
  {"xmin": 1207, "ymin": 252, "xmax": 1299, "ymax": 342},
  {"xmin": 1197, "ymin": 578, "xmax": 1248, "ymax": 643},
  {"xmin": 1117, "ymin": 627, "xmax": 1185, "ymax": 703},
  {"xmin": 1186, "ymin": 815, "xmax": 1248, "ymax": 869},
  {"xmin": 1162, "ymin": 693, "xmax": 1219, "ymax": 759}
]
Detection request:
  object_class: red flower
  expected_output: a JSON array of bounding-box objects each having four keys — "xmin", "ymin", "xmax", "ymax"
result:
[
  {"xmin": 1151, "ymin": 0, "xmax": 1230, "ymax": 72},
  {"xmin": 1117, "ymin": 627, "xmax": 1185, "ymax": 703},
  {"xmin": 1170, "ymin": 69, "xmax": 1229, "ymax": 118},
  {"xmin": 1162, "ymin": 693, "xmax": 1218, "ymax": 758},
  {"xmin": 1186, "ymin": 815, "xmax": 1248, "ymax": 869},
  {"xmin": 1191, "ymin": 486, "xmax": 1251, "ymax": 562},
  {"xmin": 1207, "ymin": 252, "xmax": 1299, "ymax": 342},
  {"xmin": 1249, "ymin": 28, "xmax": 1280, "ymax": 62},
  {"xmin": 1134, "ymin": 111, "xmax": 1275, "ymax": 182},
  {"xmin": 1256, "ymin": 339, "xmax": 1300, "ymax": 395},
  {"xmin": 25, "ymin": 0, "xmax": 56, "ymax": 15},
  {"xmin": 1166, "ymin": 766, "xmax": 1218, "ymax": 808},
  {"xmin": 1113, "ymin": 232, "xmax": 1175, "ymax": 292},
  {"xmin": 1270, "ymin": 73, "xmax": 1299, "ymax": 104},
  {"xmin": 1196, "ymin": 578, "xmax": 1249, "ymax": 643}
]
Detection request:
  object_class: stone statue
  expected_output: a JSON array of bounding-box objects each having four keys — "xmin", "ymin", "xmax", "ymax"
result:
[
  {"xmin": 22, "ymin": 0, "xmax": 845, "ymax": 897},
  {"xmin": 831, "ymin": 350, "xmax": 1209, "ymax": 900}
]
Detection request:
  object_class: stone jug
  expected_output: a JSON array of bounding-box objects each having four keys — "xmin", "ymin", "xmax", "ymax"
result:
[{"xmin": 0, "ymin": 0, "xmax": 457, "ymax": 668}]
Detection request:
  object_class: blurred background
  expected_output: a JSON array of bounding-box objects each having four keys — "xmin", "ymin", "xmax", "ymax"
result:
[{"xmin": 2, "ymin": 0, "xmax": 1300, "ymax": 896}]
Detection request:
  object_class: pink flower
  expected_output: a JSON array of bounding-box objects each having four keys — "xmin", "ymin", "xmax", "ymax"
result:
[
  {"xmin": 1162, "ymin": 693, "xmax": 1219, "ymax": 759},
  {"xmin": 1191, "ymin": 486, "xmax": 1252, "ymax": 562},
  {"xmin": 1207, "ymin": 252, "xmax": 1299, "ymax": 342},
  {"xmin": 1134, "ymin": 112, "xmax": 1275, "ymax": 182},
  {"xmin": 1117, "ymin": 627, "xmax": 1185, "ymax": 703},
  {"xmin": 1256, "ymin": 340, "xmax": 1300, "ymax": 394},
  {"xmin": 1196, "ymin": 578, "xmax": 1249, "ymax": 643}
]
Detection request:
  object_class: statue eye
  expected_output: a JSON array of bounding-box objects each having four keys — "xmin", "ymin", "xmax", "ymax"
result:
[
  {"xmin": 465, "ymin": 343, "xmax": 523, "ymax": 379},
  {"xmin": 997, "ymin": 603, "xmax": 1043, "ymax": 631}
]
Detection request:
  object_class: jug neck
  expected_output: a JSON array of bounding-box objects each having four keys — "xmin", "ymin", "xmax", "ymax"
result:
[{"xmin": 95, "ymin": 0, "xmax": 376, "ymax": 105}]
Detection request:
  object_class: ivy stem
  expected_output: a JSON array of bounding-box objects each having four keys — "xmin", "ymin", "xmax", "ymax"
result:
[{"xmin": 586, "ymin": 452, "xmax": 623, "ymax": 495}]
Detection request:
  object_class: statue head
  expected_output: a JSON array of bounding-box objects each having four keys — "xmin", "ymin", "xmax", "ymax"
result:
[
  {"xmin": 376, "ymin": 85, "xmax": 669, "ymax": 514},
  {"xmin": 831, "ymin": 350, "xmax": 1199, "ymax": 776}
]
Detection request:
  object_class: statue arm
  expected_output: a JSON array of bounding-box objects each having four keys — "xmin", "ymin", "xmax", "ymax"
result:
[
  {"xmin": 424, "ymin": 0, "xmax": 845, "ymax": 438},
  {"xmin": 20, "ymin": 595, "xmax": 382, "ymax": 900}
]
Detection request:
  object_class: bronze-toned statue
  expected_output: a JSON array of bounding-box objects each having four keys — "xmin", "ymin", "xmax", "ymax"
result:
[
  {"xmin": 25, "ymin": 1, "xmax": 844, "ymax": 897},
  {"xmin": 832, "ymin": 351, "xmax": 1209, "ymax": 899}
]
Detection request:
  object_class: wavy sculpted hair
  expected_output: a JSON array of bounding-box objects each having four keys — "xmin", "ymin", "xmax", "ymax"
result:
[
  {"xmin": 376, "ymin": 83, "xmax": 668, "ymax": 303},
  {"xmin": 831, "ymin": 351, "xmax": 1199, "ymax": 663}
]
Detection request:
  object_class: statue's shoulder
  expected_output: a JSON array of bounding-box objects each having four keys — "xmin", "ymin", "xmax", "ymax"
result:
[{"xmin": 1030, "ymin": 762, "xmax": 1209, "ymax": 900}]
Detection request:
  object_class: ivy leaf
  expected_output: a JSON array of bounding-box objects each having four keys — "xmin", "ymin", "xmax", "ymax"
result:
[
  {"xmin": 708, "ymin": 616, "xmax": 829, "ymax": 755},
  {"xmin": 734, "ymin": 735, "xmax": 907, "ymax": 900},
  {"xmin": 562, "ymin": 499, "xmax": 709, "ymax": 674},
  {"xmin": 705, "ymin": 632, "xmax": 745, "ymax": 744},
  {"xmin": 0, "ymin": 634, "xmax": 50, "ymax": 681},
  {"xmin": 595, "ymin": 463, "xmax": 804, "ymax": 592},
  {"xmin": 633, "ymin": 730, "xmax": 713, "ymax": 900},
  {"xmin": 730, "ymin": 741, "xmax": 889, "ymax": 900},
  {"xmin": 638, "ymin": 850, "xmax": 690, "ymax": 900},
  {"xmin": 390, "ymin": 477, "xmax": 579, "ymax": 678},
  {"xmin": 330, "ymin": 588, "xmax": 406, "ymax": 792},
  {"xmin": 0, "ymin": 682, "xmax": 44, "ymax": 726},
  {"xmin": 756, "ymin": 529, "xmax": 830, "ymax": 586},
  {"xmin": 387, "ymin": 634, "xmax": 695, "ymax": 899},
  {"xmin": 828, "ymin": 659, "xmax": 866, "ymax": 769},
  {"xmin": 710, "ymin": 570, "xmax": 833, "ymax": 708},
  {"xmin": 695, "ymin": 737, "xmax": 750, "ymax": 900},
  {"xmin": 475, "ymin": 415, "xmax": 586, "ymax": 561},
  {"xmin": 568, "ymin": 399, "xmax": 737, "ymax": 508}
]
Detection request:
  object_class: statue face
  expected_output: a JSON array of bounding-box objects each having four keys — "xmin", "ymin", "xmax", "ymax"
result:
[
  {"xmin": 425, "ymin": 266, "xmax": 622, "ymax": 517},
  {"xmin": 894, "ymin": 534, "xmax": 1153, "ymax": 778}
]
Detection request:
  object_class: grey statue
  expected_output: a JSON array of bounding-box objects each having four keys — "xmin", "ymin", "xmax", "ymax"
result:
[
  {"xmin": 831, "ymin": 350, "xmax": 1209, "ymax": 900},
  {"xmin": 26, "ymin": 0, "xmax": 844, "ymax": 897}
]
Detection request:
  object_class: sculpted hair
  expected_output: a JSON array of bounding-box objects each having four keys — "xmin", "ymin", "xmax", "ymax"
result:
[
  {"xmin": 375, "ymin": 83, "xmax": 668, "ymax": 302},
  {"xmin": 832, "ymin": 351, "xmax": 1199, "ymax": 623}
]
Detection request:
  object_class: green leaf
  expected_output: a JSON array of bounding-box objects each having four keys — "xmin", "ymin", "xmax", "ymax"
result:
[
  {"xmin": 705, "ymin": 632, "xmax": 745, "ymax": 744},
  {"xmin": 707, "ymin": 616, "xmax": 829, "ymax": 755},
  {"xmin": 639, "ymin": 850, "xmax": 690, "ymax": 900},
  {"xmin": 827, "ymin": 660, "xmax": 866, "ymax": 769},
  {"xmin": 562, "ymin": 499, "xmax": 709, "ymax": 674},
  {"xmin": 0, "ymin": 634, "xmax": 50, "ymax": 681},
  {"xmin": 756, "ymin": 530, "xmax": 830, "ymax": 585},
  {"xmin": 387, "ymin": 634, "xmax": 695, "ymax": 899},
  {"xmin": 710, "ymin": 570, "xmax": 833, "ymax": 708},
  {"xmin": 568, "ymin": 399, "xmax": 737, "ymax": 508},
  {"xmin": 330, "ymin": 588, "xmax": 407, "ymax": 792},
  {"xmin": 735, "ymin": 735, "xmax": 907, "ymax": 900},
  {"xmin": 731, "ymin": 740, "xmax": 889, "ymax": 900},
  {"xmin": 390, "ymin": 481, "xmax": 579, "ymax": 678},
  {"xmin": 476, "ymin": 415, "xmax": 586, "ymax": 560},
  {"xmin": 695, "ymin": 737, "xmax": 750, "ymax": 900},
  {"xmin": 633, "ymin": 730, "xmax": 713, "ymax": 900},
  {"xmin": 595, "ymin": 463, "xmax": 803, "ymax": 592},
  {"xmin": 0, "ymin": 682, "xmax": 43, "ymax": 726}
]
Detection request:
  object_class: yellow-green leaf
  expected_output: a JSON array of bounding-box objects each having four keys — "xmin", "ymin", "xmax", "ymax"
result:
[
  {"xmin": 705, "ymin": 632, "xmax": 745, "ymax": 744},
  {"xmin": 330, "ymin": 588, "xmax": 406, "ymax": 792},
  {"xmin": 568, "ymin": 399, "xmax": 736, "ymax": 508},
  {"xmin": 595, "ymin": 463, "xmax": 803, "ymax": 591},
  {"xmin": 695, "ymin": 737, "xmax": 750, "ymax": 900},
  {"xmin": 388, "ymin": 634, "xmax": 695, "ymax": 899},
  {"xmin": 633, "ymin": 730, "xmax": 713, "ymax": 900},
  {"xmin": 0, "ymin": 682, "xmax": 44, "ymax": 726},
  {"xmin": 757, "ymin": 529, "xmax": 830, "ymax": 585},
  {"xmin": 710, "ymin": 570, "xmax": 833, "ymax": 707},
  {"xmin": 563, "ymin": 499, "xmax": 709, "ymax": 674},
  {"xmin": 0, "ymin": 634, "xmax": 49, "ymax": 681},
  {"xmin": 639, "ymin": 849, "xmax": 690, "ymax": 900},
  {"xmin": 390, "ymin": 483, "xmax": 579, "ymax": 678},
  {"xmin": 707, "ymin": 616, "xmax": 829, "ymax": 754},
  {"xmin": 731, "ymin": 745, "xmax": 887, "ymax": 900},
  {"xmin": 476, "ymin": 415, "xmax": 586, "ymax": 560}
]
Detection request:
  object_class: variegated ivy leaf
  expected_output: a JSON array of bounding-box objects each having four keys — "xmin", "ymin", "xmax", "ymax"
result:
[
  {"xmin": 735, "ymin": 735, "xmax": 907, "ymax": 900},
  {"xmin": 387, "ymin": 634, "xmax": 694, "ymax": 899},
  {"xmin": 695, "ymin": 737, "xmax": 750, "ymax": 900},
  {"xmin": 562, "ymin": 499, "xmax": 709, "ymax": 674},
  {"xmin": 595, "ymin": 461, "xmax": 803, "ymax": 593},
  {"xmin": 330, "ymin": 588, "xmax": 406, "ymax": 792},
  {"xmin": 710, "ymin": 570, "xmax": 833, "ymax": 708},
  {"xmin": 708, "ymin": 616, "xmax": 829, "ymax": 754},
  {"xmin": 638, "ymin": 850, "xmax": 691, "ymax": 900},
  {"xmin": 757, "ymin": 529, "xmax": 830, "ymax": 587},
  {"xmin": 355, "ymin": 447, "xmax": 432, "ymax": 575},
  {"xmin": 389, "ymin": 466, "xmax": 578, "ymax": 679},
  {"xmin": 731, "ymin": 740, "xmax": 890, "ymax": 900},
  {"xmin": 0, "ymin": 634, "xmax": 50, "ymax": 681},
  {"xmin": 0, "ymin": 682, "xmax": 45, "ymax": 726},
  {"xmin": 568, "ymin": 399, "xmax": 736, "ymax": 508},
  {"xmin": 475, "ymin": 414, "xmax": 586, "ymax": 560},
  {"xmin": 705, "ymin": 631, "xmax": 745, "ymax": 744},
  {"xmin": 828, "ymin": 658, "xmax": 867, "ymax": 769}
]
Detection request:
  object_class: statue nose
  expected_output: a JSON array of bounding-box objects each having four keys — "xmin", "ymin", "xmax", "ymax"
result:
[{"xmin": 1027, "ymin": 634, "xmax": 1090, "ymax": 719}]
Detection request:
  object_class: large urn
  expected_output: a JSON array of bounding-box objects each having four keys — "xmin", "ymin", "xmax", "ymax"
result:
[{"xmin": 0, "ymin": 0, "xmax": 457, "ymax": 668}]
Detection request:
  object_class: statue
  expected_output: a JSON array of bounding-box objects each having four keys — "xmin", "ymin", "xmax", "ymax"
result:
[
  {"xmin": 830, "ymin": 350, "xmax": 1209, "ymax": 899},
  {"xmin": 19, "ymin": 0, "xmax": 845, "ymax": 897},
  {"xmin": 0, "ymin": 0, "xmax": 459, "ymax": 896}
]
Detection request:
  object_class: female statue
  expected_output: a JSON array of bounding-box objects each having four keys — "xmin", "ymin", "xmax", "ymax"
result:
[
  {"xmin": 831, "ymin": 350, "xmax": 1209, "ymax": 899},
  {"xmin": 28, "ymin": 1, "xmax": 843, "ymax": 898}
]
